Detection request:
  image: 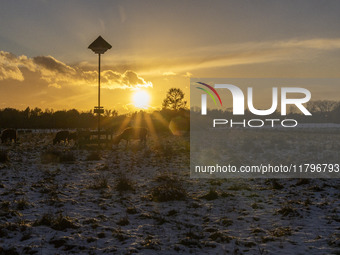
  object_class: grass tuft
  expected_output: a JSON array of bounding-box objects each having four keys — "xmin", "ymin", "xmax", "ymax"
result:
[
  {"xmin": 115, "ymin": 174, "xmax": 134, "ymax": 192},
  {"xmin": 151, "ymin": 177, "xmax": 186, "ymax": 202},
  {"xmin": 117, "ymin": 216, "xmax": 129, "ymax": 226},
  {"xmin": 89, "ymin": 175, "xmax": 109, "ymax": 190},
  {"xmin": 15, "ymin": 198, "xmax": 30, "ymax": 210},
  {"xmin": 33, "ymin": 213, "xmax": 78, "ymax": 230},
  {"xmin": 201, "ymin": 188, "xmax": 219, "ymax": 201}
]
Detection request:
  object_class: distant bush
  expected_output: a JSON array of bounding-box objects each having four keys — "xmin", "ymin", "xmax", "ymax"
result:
[{"xmin": 0, "ymin": 150, "xmax": 9, "ymax": 163}]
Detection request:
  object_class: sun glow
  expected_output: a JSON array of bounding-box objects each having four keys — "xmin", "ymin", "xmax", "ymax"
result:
[{"xmin": 132, "ymin": 90, "xmax": 150, "ymax": 109}]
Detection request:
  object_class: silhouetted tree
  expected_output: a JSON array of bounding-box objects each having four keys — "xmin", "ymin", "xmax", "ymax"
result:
[
  {"xmin": 307, "ymin": 100, "xmax": 339, "ymax": 113},
  {"xmin": 104, "ymin": 109, "xmax": 118, "ymax": 118},
  {"xmin": 162, "ymin": 88, "xmax": 187, "ymax": 111}
]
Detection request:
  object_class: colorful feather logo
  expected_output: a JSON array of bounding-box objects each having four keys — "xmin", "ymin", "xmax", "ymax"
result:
[{"xmin": 196, "ymin": 82, "xmax": 223, "ymax": 106}]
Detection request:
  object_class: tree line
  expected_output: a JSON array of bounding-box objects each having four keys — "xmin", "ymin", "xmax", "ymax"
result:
[
  {"xmin": 1, "ymin": 88, "xmax": 338, "ymax": 129},
  {"xmin": 0, "ymin": 107, "xmax": 189, "ymax": 130},
  {"xmin": 0, "ymin": 88, "xmax": 188, "ymax": 129},
  {"xmin": 0, "ymin": 107, "xmax": 109, "ymax": 129}
]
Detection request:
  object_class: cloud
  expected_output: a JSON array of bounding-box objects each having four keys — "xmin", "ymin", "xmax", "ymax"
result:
[
  {"xmin": 127, "ymin": 38, "xmax": 340, "ymax": 75},
  {"xmin": 119, "ymin": 6, "xmax": 127, "ymax": 23},
  {"xmin": 33, "ymin": 56, "xmax": 76, "ymax": 74},
  {"xmin": 0, "ymin": 51, "xmax": 153, "ymax": 89},
  {"xmin": 48, "ymin": 83, "xmax": 62, "ymax": 89},
  {"xmin": 80, "ymin": 70, "xmax": 152, "ymax": 89},
  {"xmin": 162, "ymin": 71, "xmax": 176, "ymax": 76},
  {"xmin": 121, "ymin": 70, "xmax": 152, "ymax": 89},
  {"xmin": 1, "ymin": 37, "xmax": 339, "ymax": 87},
  {"xmin": 0, "ymin": 64, "xmax": 24, "ymax": 81},
  {"xmin": 183, "ymin": 72, "xmax": 193, "ymax": 78},
  {"xmin": 0, "ymin": 51, "xmax": 32, "ymax": 81},
  {"xmin": 276, "ymin": 38, "xmax": 340, "ymax": 50}
]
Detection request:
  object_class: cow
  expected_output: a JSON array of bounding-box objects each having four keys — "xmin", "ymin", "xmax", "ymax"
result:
[
  {"xmin": 0, "ymin": 129, "xmax": 17, "ymax": 144},
  {"xmin": 68, "ymin": 132, "xmax": 78, "ymax": 142},
  {"xmin": 113, "ymin": 127, "xmax": 147, "ymax": 147},
  {"xmin": 53, "ymin": 131, "xmax": 70, "ymax": 145}
]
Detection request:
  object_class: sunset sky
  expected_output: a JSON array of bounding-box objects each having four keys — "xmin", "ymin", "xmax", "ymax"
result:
[{"xmin": 1, "ymin": 0, "xmax": 340, "ymax": 113}]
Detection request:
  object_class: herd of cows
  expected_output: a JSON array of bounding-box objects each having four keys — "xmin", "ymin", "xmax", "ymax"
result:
[
  {"xmin": 0, "ymin": 127, "xmax": 148, "ymax": 146},
  {"xmin": 52, "ymin": 130, "xmax": 90, "ymax": 145}
]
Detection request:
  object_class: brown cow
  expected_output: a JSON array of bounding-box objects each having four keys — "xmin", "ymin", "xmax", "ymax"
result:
[
  {"xmin": 53, "ymin": 131, "xmax": 69, "ymax": 145},
  {"xmin": 0, "ymin": 129, "xmax": 17, "ymax": 143},
  {"xmin": 113, "ymin": 127, "xmax": 147, "ymax": 147}
]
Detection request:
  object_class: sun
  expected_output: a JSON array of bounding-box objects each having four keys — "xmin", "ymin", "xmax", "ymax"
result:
[{"xmin": 132, "ymin": 90, "xmax": 150, "ymax": 109}]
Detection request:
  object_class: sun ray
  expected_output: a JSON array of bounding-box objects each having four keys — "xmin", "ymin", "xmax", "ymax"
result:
[
  {"xmin": 116, "ymin": 115, "xmax": 132, "ymax": 135},
  {"xmin": 144, "ymin": 111, "xmax": 159, "ymax": 147},
  {"xmin": 134, "ymin": 110, "xmax": 142, "ymax": 129},
  {"xmin": 153, "ymin": 111, "xmax": 171, "ymax": 129}
]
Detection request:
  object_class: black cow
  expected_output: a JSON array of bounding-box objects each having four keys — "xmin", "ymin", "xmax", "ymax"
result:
[
  {"xmin": 68, "ymin": 132, "xmax": 78, "ymax": 142},
  {"xmin": 53, "ymin": 131, "xmax": 69, "ymax": 145},
  {"xmin": 0, "ymin": 129, "xmax": 17, "ymax": 144}
]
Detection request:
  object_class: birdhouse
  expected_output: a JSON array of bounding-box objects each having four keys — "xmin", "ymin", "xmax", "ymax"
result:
[{"xmin": 88, "ymin": 36, "xmax": 112, "ymax": 54}]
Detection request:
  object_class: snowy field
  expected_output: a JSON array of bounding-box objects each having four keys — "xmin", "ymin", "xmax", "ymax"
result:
[{"xmin": 0, "ymin": 131, "xmax": 339, "ymax": 254}]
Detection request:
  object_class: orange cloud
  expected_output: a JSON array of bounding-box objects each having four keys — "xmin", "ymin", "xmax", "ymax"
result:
[{"xmin": 0, "ymin": 51, "xmax": 153, "ymax": 90}]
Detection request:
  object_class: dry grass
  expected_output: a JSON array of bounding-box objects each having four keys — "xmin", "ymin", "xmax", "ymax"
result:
[
  {"xmin": 150, "ymin": 176, "xmax": 187, "ymax": 202},
  {"xmin": 88, "ymin": 175, "xmax": 109, "ymax": 190},
  {"xmin": 33, "ymin": 213, "xmax": 78, "ymax": 231},
  {"xmin": 115, "ymin": 174, "xmax": 134, "ymax": 192}
]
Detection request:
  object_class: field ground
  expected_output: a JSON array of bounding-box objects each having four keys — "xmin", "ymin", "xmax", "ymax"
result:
[{"xmin": 0, "ymin": 131, "xmax": 339, "ymax": 254}]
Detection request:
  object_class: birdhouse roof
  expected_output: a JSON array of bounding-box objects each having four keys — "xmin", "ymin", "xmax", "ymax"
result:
[{"xmin": 88, "ymin": 36, "xmax": 112, "ymax": 54}]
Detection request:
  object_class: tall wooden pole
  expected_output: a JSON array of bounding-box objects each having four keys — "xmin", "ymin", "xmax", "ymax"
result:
[
  {"xmin": 88, "ymin": 36, "xmax": 112, "ymax": 148},
  {"xmin": 98, "ymin": 53, "xmax": 101, "ymax": 148}
]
